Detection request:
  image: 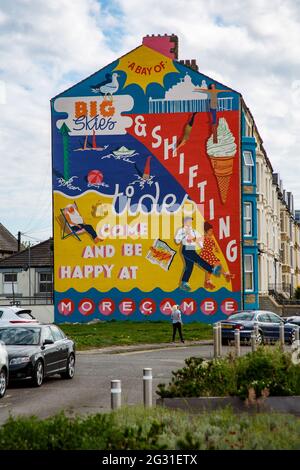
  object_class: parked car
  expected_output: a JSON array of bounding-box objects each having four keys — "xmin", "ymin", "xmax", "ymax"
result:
[
  {"xmin": 0, "ymin": 307, "xmax": 38, "ymax": 324},
  {"xmin": 284, "ymin": 316, "xmax": 300, "ymax": 327},
  {"xmin": 0, "ymin": 324, "xmax": 75, "ymax": 387},
  {"xmin": 0, "ymin": 341, "xmax": 8, "ymax": 398},
  {"xmin": 221, "ymin": 310, "xmax": 297, "ymax": 345}
]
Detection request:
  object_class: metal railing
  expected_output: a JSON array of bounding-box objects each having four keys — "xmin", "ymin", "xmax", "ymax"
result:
[
  {"xmin": 268, "ymin": 284, "xmax": 300, "ymax": 305},
  {"xmin": 148, "ymin": 97, "xmax": 233, "ymax": 114},
  {"xmin": 0, "ymin": 295, "xmax": 53, "ymax": 306},
  {"xmin": 268, "ymin": 283, "xmax": 292, "ymax": 294}
]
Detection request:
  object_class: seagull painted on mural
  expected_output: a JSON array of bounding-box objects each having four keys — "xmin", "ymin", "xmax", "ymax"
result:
[{"xmin": 91, "ymin": 73, "xmax": 120, "ymax": 96}]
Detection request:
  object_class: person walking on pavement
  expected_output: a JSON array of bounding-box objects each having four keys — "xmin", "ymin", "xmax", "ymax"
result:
[{"xmin": 171, "ymin": 304, "xmax": 184, "ymax": 343}]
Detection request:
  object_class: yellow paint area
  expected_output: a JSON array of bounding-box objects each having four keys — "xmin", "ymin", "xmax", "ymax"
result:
[
  {"xmin": 54, "ymin": 192, "xmax": 232, "ymax": 293},
  {"xmin": 114, "ymin": 45, "xmax": 179, "ymax": 92}
]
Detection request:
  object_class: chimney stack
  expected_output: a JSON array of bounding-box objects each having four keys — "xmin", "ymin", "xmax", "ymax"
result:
[
  {"xmin": 142, "ymin": 34, "xmax": 198, "ymax": 71},
  {"xmin": 142, "ymin": 34, "xmax": 178, "ymax": 59},
  {"xmin": 178, "ymin": 59, "xmax": 199, "ymax": 71}
]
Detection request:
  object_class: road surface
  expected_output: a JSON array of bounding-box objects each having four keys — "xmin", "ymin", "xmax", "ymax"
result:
[{"xmin": 0, "ymin": 343, "xmax": 255, "ymax": 423}]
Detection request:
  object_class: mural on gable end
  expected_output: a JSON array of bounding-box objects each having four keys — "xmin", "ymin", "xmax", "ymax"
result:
[{"xmin": 52, "ymin": 44, "xmax": 242, "ymax": 323}]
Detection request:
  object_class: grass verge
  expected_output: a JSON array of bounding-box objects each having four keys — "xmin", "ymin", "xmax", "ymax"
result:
[
  {"xmin": 0, "ymin": 406, "xmax": 299, "ymax": 450},
  {"xmin": 60, "ymin": 321, "xmax": 212, "ymax": 350}
]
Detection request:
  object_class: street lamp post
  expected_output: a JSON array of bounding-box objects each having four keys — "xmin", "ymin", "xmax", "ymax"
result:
[
  {"xmin": 274, "ymin": 258, "xmax": 277, "ymax": 293},
  {"xmin": 28, "ymin": 243, "xmax": 31, "ymax": 299}
]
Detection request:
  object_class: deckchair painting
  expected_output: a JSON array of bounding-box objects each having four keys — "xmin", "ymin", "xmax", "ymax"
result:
[
  {"xmin": 58, "ymin": 202, "xmax": 102, "ymax": 243},
  {"xmin": 59, "ymin": 202, "xmax": 86, "ymax": 241}
]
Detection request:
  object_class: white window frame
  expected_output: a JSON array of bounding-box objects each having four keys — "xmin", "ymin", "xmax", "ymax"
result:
[
  {"xmin": 244, "ymin": 254, "xmax": 254, "ymax": 292},
  {"xmin": 243, "ymin": 151, "xmax": 254, "ymax": 183},
  {"xmin": 38, "ymin": 272, "xmax": 53, "ymax": 294},
  {"xmin": 244, "ymin": 202, "xmax": 253, "ymax": 237},
  {"xmin": 3, "ymin": 272, "xmax": 18, "ymax": 295}
]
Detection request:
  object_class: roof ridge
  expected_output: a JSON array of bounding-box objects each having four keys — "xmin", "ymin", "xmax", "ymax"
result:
[
  {"xmin": 0, "ymin": 222, "xmax": 18, "ymax": 241},
  {"xmin": 0, "ymin": 238, "xmax": 53, "ymax": 267}
]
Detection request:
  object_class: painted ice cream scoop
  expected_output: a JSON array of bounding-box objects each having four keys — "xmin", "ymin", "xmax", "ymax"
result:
[{"xmin": 206, "ymin": 118, "xmax": 237, "ymax": 204}]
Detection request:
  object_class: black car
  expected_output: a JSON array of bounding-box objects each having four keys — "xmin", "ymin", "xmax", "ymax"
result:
[
  {"xmin": 221, "ymin": 310, "xmax": 298, "ymax": 345},
  {"xmin": 0, "ymin": 324, "xmax": 75, "ymax": 387},
  {"xmin": 285, "ymin": 316, "xmax": 300, "ymax": 327}
]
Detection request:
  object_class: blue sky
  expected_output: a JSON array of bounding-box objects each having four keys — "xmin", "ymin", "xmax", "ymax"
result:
[{"xmin": 0, "ymin": 0, "xmax": 299, "ymax": 244}]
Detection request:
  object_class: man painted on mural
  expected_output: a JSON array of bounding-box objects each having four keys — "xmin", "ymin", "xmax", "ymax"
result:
[
  {"xmin": 194, "ymin": 83, "xmax": 231, "ymax": 142},
  {"xmin": 174, "ymin": 216, "xmax": 221, "ymax": 292}
]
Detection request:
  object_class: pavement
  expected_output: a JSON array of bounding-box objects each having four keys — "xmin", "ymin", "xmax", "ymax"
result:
[{"xmin": 77, "ymin": 339, "xmax": 213, "ymax": 355}]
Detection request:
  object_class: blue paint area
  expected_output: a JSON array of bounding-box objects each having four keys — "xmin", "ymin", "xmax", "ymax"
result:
[
  {"xmin": 52, "ymin": 60, "xmax": 120, "ymax": 100},
  {"xmin": 52, "ymin": 58, "xmax": 239, "ymax": 114},
  {"xmin": 54, "ymin": 287, "xmax": 241, "ymax": 324},
  {"xmin": 53, "ymin": 131, "xmax": 188, "ymax": 212},
  {"xmin": 241, "ymin": 112, "xmax": 259, "ymax": 310}
]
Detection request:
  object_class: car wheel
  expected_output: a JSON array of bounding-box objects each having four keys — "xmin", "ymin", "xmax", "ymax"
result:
[
  {"xmin": 256, "ymin": 331, "xmax": 264, "ymax": 345},
  {"xmin": 32, "ymin": 360, "xmax": 44, "ymax": 387},
  {"xmin": 222, "ymin": 339, "xmax": 229, "ymax": 346},
  {"xmin": 0, "ymin": 368, "xmax": 7, "ymax": 399},
  {"xmin": 61, "ymin": 354, "xmax": 75, "ymax": 380}
]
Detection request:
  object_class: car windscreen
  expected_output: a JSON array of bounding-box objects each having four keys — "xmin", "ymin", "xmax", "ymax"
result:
[
  {"xmin": 0, "ymin": 327, "xmax": 41, "ymax": 345},
  {"xmin": 227, "ymin": 313, "xmax": 255, "ymax": 321}
]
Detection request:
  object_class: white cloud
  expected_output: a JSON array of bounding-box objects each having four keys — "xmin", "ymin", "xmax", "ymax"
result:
[
  {"xmin": 0, "ymin": 0, "xmax": 299, "ymax": 243},
  {"xmin": 0, "ymin": 0, "xmax": 116, "ymax": 242},
  {"xmin": 116, "ymin": 0, "xmax": 300, "ymax": 205}
]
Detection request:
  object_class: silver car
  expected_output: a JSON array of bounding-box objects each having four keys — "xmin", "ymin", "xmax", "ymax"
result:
[
  {"xmin": 0, "ymin": 341, "xmax": 8, "ymax": 398},
  {"xmin": 0, "ymin": 307, "xmax": 37, "ymax": 324}
]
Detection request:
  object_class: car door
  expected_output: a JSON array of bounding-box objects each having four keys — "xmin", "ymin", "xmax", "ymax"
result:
[
  {"xmin": 41, "ymin": 326, "xmax": 58, "ymax": 375},
  {"xmin": 257, "ymin": 313, "xmax": 272, "ymax": 341},
  {"xmin": 266, "ymin": 313, "xmax": 282, "ymax": 341},
  {"xmin": 50, "ymin": 326, "xmax": 69, "ymax": 371}
]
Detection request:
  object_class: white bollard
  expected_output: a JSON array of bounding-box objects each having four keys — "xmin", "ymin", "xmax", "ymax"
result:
[
  {"xmin": 251, "ymin": 332, "xmax": 257, "ymax": 352},
  {"xmin": 254, "ymin": 322, "xmax": 259, "ymax": 337},
  {"xmin": 295, "ymin": 326, "xmax": 300, "ymax": 343},
  {"xmin": 143, "ymin": 368, "xmax": 153, "ymax": 408},
  {"xmin": 213, "ymin": 325, "xmax": 219, "ymax": 358},
  {"xmin": 218, "ymin": 322, "xmax": 222, "ymax": 357},
  {"xmin": 234, "ymin": 329, "xmax": 241, "ymax": 357},
  {"xmin": 279, "ymin": 322, "xmax": 285, "ymax": 349},
  {"xmin": 111, "ymin": 380, "xmax": 121, "ymax": 410}
]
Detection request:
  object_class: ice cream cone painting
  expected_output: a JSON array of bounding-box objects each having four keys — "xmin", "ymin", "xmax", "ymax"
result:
[{"xmin": 206, "ymin": 118, "xmax": 237, "ymax": 204}]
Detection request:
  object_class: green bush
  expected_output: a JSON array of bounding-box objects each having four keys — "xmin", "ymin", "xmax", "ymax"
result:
[
  {"xmin": 157, "ymin": 355, "xmax": 236, "ymax": 398},
  {"xmin": 0, "ymin": 407, "xmax": 299, "ymax": 450},
  {"xmin": 235, "ymin": 346, "xmax": 300, "ymax": 398},
  {"xmin": 157, "ymin": 346, "xmax": 300, "ymax": 399},
  {"xmin": 294, "ymin": 286, "xmax": 300, "ymax": 299}
]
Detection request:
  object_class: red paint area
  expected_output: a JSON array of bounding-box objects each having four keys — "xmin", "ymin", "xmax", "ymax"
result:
[
  {"xmin": 142, "ymin": 35, "xmax": 177, "ymax": 59},
  {"xmin": 127, "ymin": 111, "xmax": 242, "ymax": 291}
]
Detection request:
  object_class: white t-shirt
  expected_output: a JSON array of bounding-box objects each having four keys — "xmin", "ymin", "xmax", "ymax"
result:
[
  {"xmin": 67, "ymin": 209, "xmax": 83, "ymax": 225},
  {"xmin": 175, "ymin": 227, "xmax": 203, "ymax": 248},
  {"xmin": 171, "ymin": 310, "xmax": 182, "ymax": 324}
]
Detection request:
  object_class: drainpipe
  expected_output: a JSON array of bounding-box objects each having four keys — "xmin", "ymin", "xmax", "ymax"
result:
[
  {"xmin": 17, "ymin": 231, "xmax": 21, "ymax": 252},
  {"xmin": 28, "ymin": 244, "xmax": 31, "ymax": 299}
]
